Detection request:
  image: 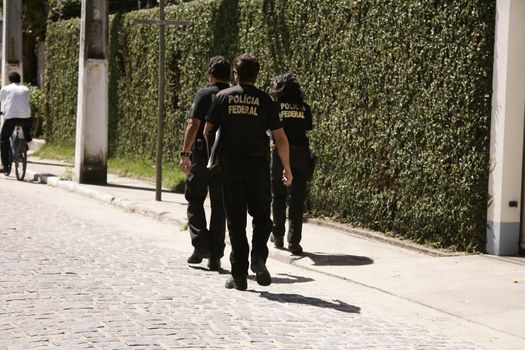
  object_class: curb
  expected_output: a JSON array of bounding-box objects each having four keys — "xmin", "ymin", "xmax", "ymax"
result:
[
  {"xmin": 27, "ymin": 169, "xmax": 316, "ymax": 268},
  {"xmin": 27, "ymin": 170, "xmax": 186, "ymax": 228},
  {"xmin": 27, "ymin": 169, "xmax": 460, "ymax": 258}
]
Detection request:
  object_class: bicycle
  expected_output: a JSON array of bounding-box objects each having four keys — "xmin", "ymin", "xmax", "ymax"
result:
[{"xmin": 0, "ymin": 113, "xmax": 28, "ymax": 181}]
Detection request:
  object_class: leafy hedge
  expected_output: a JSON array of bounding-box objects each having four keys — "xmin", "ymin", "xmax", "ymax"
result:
[
  {"xmin": 46, "ymin": 0, "xmax": 239, "ymax": 156},
  {"xmin": 28, "ymin": 85, "xmax": 46, "ymax": 137},
  {"xmin": 44, "ymin": 0, "xmax": 495, "ymax": 251},
  {"xmin": 107, "ymin": 0, "xmax": 239, "ymax": 160},
  {"xmin": 44, "ymin": 18, "xmax": 80, "ymax": 145}
]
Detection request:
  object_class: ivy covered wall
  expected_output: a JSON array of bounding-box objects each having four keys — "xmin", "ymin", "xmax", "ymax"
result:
[{"xmin": 44, "ymin": 0, "xmax": 495, "ymax": 251}]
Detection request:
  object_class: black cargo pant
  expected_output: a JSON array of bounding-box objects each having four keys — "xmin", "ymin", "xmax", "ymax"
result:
[
  {"xmin": 0, "ymin": 118, "xmax": 32, "ymax": 168},
  {"xmin": 222, "ymin": 154, "xmax": 272, "ymax": 278},
  {"xmin": 185, "ymin": 143, "xmax": 225, "ymax": 259},
  {"xmin": 271, "ymin": 146, "xmax": 309, "ymax": 245}
]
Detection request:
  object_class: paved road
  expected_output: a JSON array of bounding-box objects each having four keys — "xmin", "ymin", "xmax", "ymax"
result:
[{"xmin": 0, "ymin": 177, "xmax": 506, "ymax": 349}]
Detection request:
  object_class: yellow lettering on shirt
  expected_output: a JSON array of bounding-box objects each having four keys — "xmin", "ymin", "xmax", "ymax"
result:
[
  {"xmin": 228, "ymin": 94, "xmax": 260, "ymax": 116},
  {"xmin": 280, "ymin": 103, "xmax": 305, "ymax": 119},
  {"xmin": 228, "ymin": 105, "xmax": 258, "ymax": 116},
  {"xmin": 280, "ymin": 103, "xmax": 302, "ymax": 110},
  {"xmin": 228, "ymin": 94, "xmax": 260, "ymax": 106},
  {"xmin": 280, "ymin": 110, "xmax": 305, "ymax": 119}
]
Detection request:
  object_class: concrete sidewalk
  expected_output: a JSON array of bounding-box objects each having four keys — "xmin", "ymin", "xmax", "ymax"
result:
[{"xmin": 19, "ymin": 154, "xmax": 525, "ymax": 347}]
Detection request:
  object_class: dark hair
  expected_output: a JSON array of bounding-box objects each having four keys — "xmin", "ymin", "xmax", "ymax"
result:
[
  {"xmin": 234, "ymin": 53, "xmax": 260, "ymax": 83},
  {"xmin": 271, "ymin": 73, "xmax": 304, "ymax": 104},
  {"xmin": 208, "ymin": 56, "xmax": 230, "ymax": 81},
  {"xmin": 8, "ymin": 72, "xmax": 21, "ymax": 84}
]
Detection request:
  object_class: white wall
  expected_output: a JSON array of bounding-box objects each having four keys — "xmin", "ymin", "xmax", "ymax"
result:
[{"xmin": 487, "ymin": 0, "xmax": 525, "ymax": 255}]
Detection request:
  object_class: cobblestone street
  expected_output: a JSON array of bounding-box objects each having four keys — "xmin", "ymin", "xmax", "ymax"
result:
[{"xmin": 0, "ymin": 178, "xmax": 506, "ymax": 349}]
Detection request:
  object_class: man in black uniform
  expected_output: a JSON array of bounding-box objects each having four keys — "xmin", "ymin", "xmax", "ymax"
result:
[
  {"xmin": 179, "ymin": 56, "xmax": 230, "ymax": 271},
  {"xmin": 204, "ymin": 53, "xmax": 293, "ymax": 290}
]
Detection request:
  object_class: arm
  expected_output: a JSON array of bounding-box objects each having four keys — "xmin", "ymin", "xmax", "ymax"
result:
[
  {"xmin": 179, "ymin": 117, "xmax": 201, "ymax": 174},
  {"xmin": 271, "ymin": 128, "xmax": 293, "ymax": 186},
  {"xmin": 203, "ymin": 121, "xmax": 214, "ymax": 154}
]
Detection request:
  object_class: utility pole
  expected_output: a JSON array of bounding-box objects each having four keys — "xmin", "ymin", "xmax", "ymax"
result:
[
  {"xmin": 134, "ymin": 0, "xmax": 190, "ymax": 201},
  {"xmin": 1, "ymin": 0, "xmax": 23, "ymax": 86},
  {"xmin": 74, "ymin": 0, "xmax": 109, "ymax": 184}
]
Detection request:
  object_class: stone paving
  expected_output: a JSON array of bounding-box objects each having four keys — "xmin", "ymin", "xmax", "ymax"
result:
[{"xmin": 0, "ymin": 179, "xmax": 490, "ymax": 349}]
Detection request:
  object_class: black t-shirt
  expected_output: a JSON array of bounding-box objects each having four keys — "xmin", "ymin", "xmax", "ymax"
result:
[
  {"xmin": 207, "ymin": 84, "xmax": 282, "ymax": 157},
  {"xmin": 188, "ymin": 82, "xmax": 230, "ymax": 140},
  {"xmin": 277, "ymin": 101, "xmax": 313, "ymax": 147}
]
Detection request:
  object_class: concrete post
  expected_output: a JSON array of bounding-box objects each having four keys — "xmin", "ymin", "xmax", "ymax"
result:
[
  {"xmin": 74, "ymin": 0, "xmax": 109, "ymax": 184},
  {"xmin": 487, "ymin": 0, "xmax": 525, "ymax": 255},
  {"xmin": 1, "ymin": 0, "xmax": 23, "ymax": 86}
]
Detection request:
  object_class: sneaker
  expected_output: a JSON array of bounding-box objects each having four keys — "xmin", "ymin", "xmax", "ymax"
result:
[
  {"xmin": 288, "ymin": 243, "xmax": 303, "ymax": 255},
  {"xmin": 251, "ymin": 262, "xmax": 272, "ymax": 286},
  {"xmin": 225, "ymin": 276, "xmax": 247, "ymax": 290},
  {"xmin": 187, "ymin": 247, "xmax": 211, "ymax": 264},
  {"xmin": 270, "ymin": 234, "xmax": 284, "ymax": 248},
  {"xmin": 207, "ymin": 257, "xmax": 221, "ymax": 271}
]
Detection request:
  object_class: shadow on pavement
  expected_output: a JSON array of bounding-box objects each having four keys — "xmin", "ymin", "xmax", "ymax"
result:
[
  {"xmin": 104, "ymin": 183, "xmax": 177, "ymax": 194},
  {"xmin": 302, "ymin": 252, "xmax": 374, "ymax": 266},
  {"xmin": 28, "ymin": 160, "xmax": 71, "ymax": 167},
  {"xmin": 189, "ymin": 265, "xmax": 314, "ymax": 283},
  {"xmin": 256, "ymin": 291, "xmax": 361, "ymax": 314},
  {"xmin": 188, "ymin": 265, "xmax": 231, "ymax": 275},
  {"xmin": 270, "ymin": 273, "xmax": 314, "ymax": 284}
]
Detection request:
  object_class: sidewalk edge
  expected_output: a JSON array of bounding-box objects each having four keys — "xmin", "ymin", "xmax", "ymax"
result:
[
  {"xmin": 27, "ymin": 168, "xmax": 462, "ymax": 257},
  {"xmin": 27, "ymin": 170, "xmax": 186, "ymax": 228}
]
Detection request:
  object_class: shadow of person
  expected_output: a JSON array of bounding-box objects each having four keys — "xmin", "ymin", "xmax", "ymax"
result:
[
  {"xmin": 301, "ymin": 252, "xmax": 374, "ymax": 266},
  {"xmin": 265, "ymin": 273, "xmax": 314, "ymax": 284},
  {"xmin": 256, "ymin": 291, "xmax": 361, "ymax": 314},
  {"xmin": 188, "ymin": 265, "xmax": 230, "ymax": 274}
]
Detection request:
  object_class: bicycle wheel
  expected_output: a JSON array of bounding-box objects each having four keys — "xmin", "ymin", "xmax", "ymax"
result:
[{"xmin": 14, "ymin": 138, "xmax": 27, "ymax": 181}]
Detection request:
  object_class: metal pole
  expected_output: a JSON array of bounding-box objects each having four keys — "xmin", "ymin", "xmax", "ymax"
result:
[{"xmin": 155, "ymin": 0, "xmax": 165, "ymax": 201}]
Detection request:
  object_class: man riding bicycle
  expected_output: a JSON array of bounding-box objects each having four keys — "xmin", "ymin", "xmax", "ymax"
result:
[{"xmin": 0, "ymin": 72, "xmax": 32, "ymax": 174}]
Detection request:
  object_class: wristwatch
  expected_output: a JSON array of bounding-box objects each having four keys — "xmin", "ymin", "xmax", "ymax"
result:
[{"xmin": 180, "ymin": 151, "xmax": 191, "ymax": 158}]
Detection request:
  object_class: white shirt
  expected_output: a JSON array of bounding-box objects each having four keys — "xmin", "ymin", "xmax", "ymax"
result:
[{"xmin": 0, "ymin": 83, "xmax": 31, "ymax": 119}]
